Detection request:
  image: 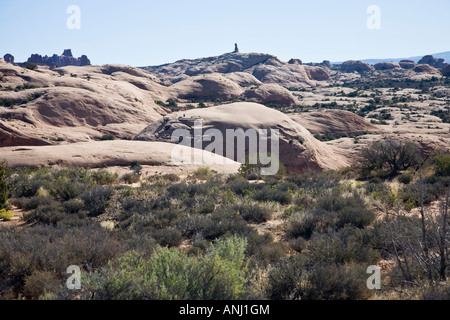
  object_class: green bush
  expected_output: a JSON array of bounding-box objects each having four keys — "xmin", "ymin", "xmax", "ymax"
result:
[
  {"xmin": 398, "ymin": 173, "xmax": 414, "ymax": 184},
  {"xmin": 82, "ymin": 236, "xmax": 249, "ymax": 300},
  {"xmin": 252, "ymin": 187, "xmax": 293, "ymax": 205},
  {"xmin": 0, "ymin": 208, "xmax": 13, "ymax": 221},
  {"xmin": 233, "ymin": 204, "xmax": 272, "ymax": 223},
  {"xmin": 100, "ymin": 134, "xmax": 115, "ymax": 141},
  {"xmin": 267, "ymin": 256, "xmax": 371, "ymax": 300},
  {"xmin": 81, "ymin": 186, "xmax": 113, "ymax": 217},
  {"xmin": 121, "ymin": 172, "xmax": 140, "ymax": 184}
]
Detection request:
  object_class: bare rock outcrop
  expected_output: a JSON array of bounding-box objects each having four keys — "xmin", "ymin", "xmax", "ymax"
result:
[
  {"xmin": 442, "ymin": 64, "xmax": 450, "ymax": 77},
  {"xmin": 399, "ymin": 59, "xmax": 416, "ymax": 69},
  {"xmin": 243, "ymin": 84, "xmax": 297, "ymax": 106},
  {"xmin": 340, "ymin": 60, "xmax": 375, "ymax": 73},
  {"xmin": 304, "ymin": 66, "xmax": 330, "ymax": 81},
  {"xmin": 134, "ymin": 102, "xmax": 350, "ymax": 173},
  {"xmin": 413, "ymin": 64, "xmax": 439, "ymax": 73},
  {"xmin": 26, "ymin": 49, "xmax": 91, "ymax": 68},
  {"xmin": 3, "ymin": 54, "xmax": 14, "ymax": 64},
  {"xmin": 418, "ymin": 55, "xmax": 448, "ymax": 69},
  {"xmin": 374, "ymin": 62, "xmax": 400, "ymax": 71}
]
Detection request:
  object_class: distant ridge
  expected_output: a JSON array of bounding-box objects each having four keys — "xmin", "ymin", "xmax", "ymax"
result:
[{"xmin": 333, "ymin": 51, "xmax": 450, "ymax": 65}]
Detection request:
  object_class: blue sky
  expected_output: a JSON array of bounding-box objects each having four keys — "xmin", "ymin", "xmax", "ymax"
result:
[{"xmin": 1, "ymin": 0, "xmax": 449, "ymax": 66}]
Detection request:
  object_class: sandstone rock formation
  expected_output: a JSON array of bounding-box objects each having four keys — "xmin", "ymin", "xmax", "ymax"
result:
[
  {"xmin": 413, "ymin": 64, "xmax": 439, "ymax": 73},
  {"xmin": 374, "ymin": 62, "xmax": 400, "ymax": 71},
  {"xmin": 418, "ymin": 55, "xmax": 448, "ymax": 69},
  {"xmin": 340, "ymin": 60, "xmax": 375, "ymax": 73},
  {"xmin": 0, "ymin": 141, "xmax": 241, "ymax": 174},
  {"xmin": 243, "ymin": 84, "xmax": 296, "ymax": 106},
  {"xmin": 399, "ymin": 59, "xmax": 416, "ymax": 69},
  {"xmin": 0, "ymin": 59, "xmax": 170, "ymax": 147},
  {"xmin": 3, "ymin": 54, "xmax": 14, "ymax": 64},
  {"xmin": 304, "ymin": 66, "xmax": 330, "ymax": 81},
  {"xmin": 288, "ymin": 58, "xmax": 303, "ymax": 65},
  {"xmin": 289, "ymin": 110, "xmax": 379, "ymax": 135},
  {"xmin": 26, "ymin": 49, "xmax": 91, "ymax": 68},
  {"xmin": 442, "ymin": 64, "xmax": 450, "ymax": 77},
  {"xmin": 134, "ymin": 102, "xmax": 350, "ymax": 173}
]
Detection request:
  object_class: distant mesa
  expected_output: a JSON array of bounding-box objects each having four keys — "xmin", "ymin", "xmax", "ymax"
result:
[
  {"xmin": 3, "ymin": 53, "xmax": 14, "ymax": 64},
  {"xmin": 26, "ymin": 49, "xmax": 91, "ymax": 68}
]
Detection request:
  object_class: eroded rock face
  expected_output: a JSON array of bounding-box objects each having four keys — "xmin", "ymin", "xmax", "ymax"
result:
[
  {"xmin": 243, "ymin": 84, "xmax": 297, "ymax": 106},
  {"xmin": 26, "ymin": 50, "xmax": 91, "ymax": 68},
  {"xmin": 441, "ymin": 64, "xmax": 450, "ymax": 77},
  {"xmin": 288, "ymin": 58, "xmax": 303, "ymax": 65},
  {"xmin": 418, "ymin": 55, "xmax": 448, "ymax": 69},
  {"xmin": 414, "ymin": 64, "xmax": 438, "ymax": 73},
  {"xmin": 340, "ymin": 60, "xmax": 375, "ymax": 73},
  {"xmin": 305, "ymin": 66, "xmax": 330, "ymax": 81}
]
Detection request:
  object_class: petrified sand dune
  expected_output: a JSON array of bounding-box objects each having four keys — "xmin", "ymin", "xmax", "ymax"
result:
[
  {"xmin": 0, "ymin": 141, "xmax": 240, "ymax": 174},
  {"xmin": 135, "ymin": 102, "xmax": 350, "ymax": 173},
  {"xmin": 289, "ymin": 110, "xmax": 379, "ymax": 135},
  {"xmin": 0, "ymin": 59, "xmax": 171, "ymax": 146}
]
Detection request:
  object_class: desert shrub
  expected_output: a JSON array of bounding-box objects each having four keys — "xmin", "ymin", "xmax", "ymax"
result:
[
  {"xmin": 226, "ymin": 180, "xmax": 264, "ymax": 196},
  {"xmin": 306, "ymin": 226, "xmax": 380, "ymax": 265},
  {"xmin": 91, "ymin": 170, "xmax": 118, "ymax": 185},
  {"xmin": 398, "ymin": 173, "xmax": 414, "ymax": 184},
  {"xmin": 192, "ymin": 167, "xmax": 217, "ymax": 179},
  {"xmin": 23, "ymin": 271, "xmax": 60, "ymax": 300},
  {"xmin": 81, "ymin": 186, "xmax": 113, "ymax": 217},
  {"xmin": 0, "ymin": 224, "xmax": 124, "ymax": 298},
  {"xmin": 238, "ymin": 153, "xmax": 286, "ymax": 178},
  {"xmin": 186, "ymin": 210, "xmax": 251, "ymax": 241},
  {"xmin": 422, "ymin": 284, "xmax": 450, "ymax": 300},
  {"xmin": 289, "ymin": 237, "xmax": 307, "ymax": 253},
  {"xmin": 100, "ymin": 134, "xmax": 115, "ymax": 141},
  {"xmin": 233, "ymin": 204, "xmax": 272, "ymax": 223},
  {"xmin": 316, "ymin": 191, "xmax": 374, "ymax": 229},
  {"xmin": 81, "ymin": 237, "xmax": 249, "ymax": 300},
  {"xmin": 287, "ymin": 209, "xmax": 334, "ymax": 240},
  {"xmin": 7, "ymin": 172, "xmax": 45, "ymax": 198},
  {"xmin": 63, "ymin": 198, "xmax": 85, "ymax": 214},
  {"xmin": 23, "ymin": 203, "xmax": 67, "ymax": 226},
  {"xmin": 0, "ymin": 209, "xmax": 13, "ymax": 221},
  {"xmin": 432, "ymin": 150, "xmax": 450, "ymax": 177},
  {"xmin": 11, "ymin": 196, "xmax": 54, "ymax": 211},
  {"xmin": 337, "ymin": 206, "xmax": 375, "ymax": 229},
  {"xmin": 23, "ymin": 62, "xmax": 37, "ymax": 70},
  {"xmin": 267, "ymin": 256, "xmax": 371, "ymax": 300},
  {"xmin": 246, "ymin": 232, "xmax": 286, "ymax": 267},
  {"xmin": 148, "ymin": 173, "xmax": 180, "ymax": 183},
  {"xmin": 286, "ymin": 171, "xmax": 341, "ymax": 190},
  {"xmin": 150, "ymin": 228, "xmax": 183, "ymax": 248},
  {"xmin": 121, "ymin": 172, "xmax": 140, "ymax": 184},
  {"xmin": 252, "ymin": 187, "xmax": 293, "ymax": 205}
]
